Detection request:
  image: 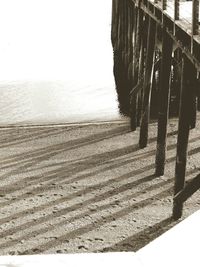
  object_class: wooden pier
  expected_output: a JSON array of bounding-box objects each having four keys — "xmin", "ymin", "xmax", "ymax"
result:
[{"xmin": 111, "ymin": 0, "xmax": 200, "ymax": 219}]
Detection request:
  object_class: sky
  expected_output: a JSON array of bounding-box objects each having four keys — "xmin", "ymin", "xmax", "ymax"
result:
[
  {"xmin": 0, "ymin": 1, "xmax": 120, "ymax": 125},
  {"xmin": 0, "ymin": 0, "xmax": 113, "ymax": 84}
]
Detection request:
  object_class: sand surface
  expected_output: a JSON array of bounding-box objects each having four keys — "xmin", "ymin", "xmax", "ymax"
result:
[{"xmin": 0, "ymin": 117, "xmax": 200, "ymax": 255}]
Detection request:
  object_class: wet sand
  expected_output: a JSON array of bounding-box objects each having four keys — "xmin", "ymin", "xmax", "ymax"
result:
[{"xmin": 0, "ymin": 117, "xmax": 200, "ymax": 255}]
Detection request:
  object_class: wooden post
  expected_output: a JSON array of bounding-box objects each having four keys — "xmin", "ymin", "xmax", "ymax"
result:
[
  {"xmin": 173, "ymin": 55, "xmax": 196, "ymax": 220},
  {"xmin": 162, "ymin": 0, "xmax": 167, "ymax": 10},
  {"xmin": 121, "ymin": 1, "xmax": 126, "ymax": 65},
  {"xmin": 116, "ymin": 0, "xmax": 122, "ymax": 52},
  {"xmin": 127, "ymin": 0, "xmax": 134, "ymax": 89},
  {"xmin": 112, "ymin": 0, "xmax": 133, "ymax": 116},
  {"xmin": 130, "ymin": 6, "xmax": 139, "ymax": 131},
  {"xmin": 170, "ymin": 48, "xmax": 182, "ymax": 116},
  {"xmin": 130, "ymin": 6, "xmax": 143, "ymax": 131},
  {"xmin": 155, "ymin": 29, "xmax": 173, "ymax": 176},
  {"xmin": 139, "ymin": 18, "xmax": 156, "ymax": 148},
  {"xmin": 123, "ymin": 0, "xmax": 129, "ymax": 70},
  {"xmin": 197, "ymin": 73, "xmax": 200, "ymax": 111},
  {"xmin": 174, "ymin": 174, "xmax": 200, "ymax": 205},
  {"xmin": 191, "ymin": 0, "xmax": 199, "ymax": 53},
  {"xmin": 190, "ymin": 90, "xmax": 197, "ymax": 129},
  {"xmin": 137, "ymin": 14, "xmax": 149, "ymax": 127},
  {"xmin": 111, "ymin": 0, "xmax": 119, "ymax": 48},
  {"xmin": 137, "ymin": 39, "xmax": 145, "ymax": 126},
  {"xmin": 192, "ymin": 0, "xmax": 199, "ymax": 36},
  {"xmin": 174, "ymin": 0, "xmax": 180, "ymax": 20}
]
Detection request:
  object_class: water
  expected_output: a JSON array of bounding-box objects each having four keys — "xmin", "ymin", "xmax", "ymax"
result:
[{"xmin": 0, "ymin": 0, "xmax": 120, "ymax": 125}]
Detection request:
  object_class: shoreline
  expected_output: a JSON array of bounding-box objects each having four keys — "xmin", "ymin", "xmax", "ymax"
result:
[{"xmin": 0, "ymin": 118, "xmax": 129, "ymax": 129}]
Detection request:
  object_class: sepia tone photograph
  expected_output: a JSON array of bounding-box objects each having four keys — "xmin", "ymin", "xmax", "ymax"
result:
[{"xmin": 0, "ymin": 0, "xmax": 200, "ymax": 266}]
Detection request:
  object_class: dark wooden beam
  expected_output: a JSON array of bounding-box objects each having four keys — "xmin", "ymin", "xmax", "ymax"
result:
[
  {"xmin": 174, "ymin": 0, "xmax": 180, "ymax": 20},
  {"xmin": 139, "ymin": 17, "xmax": 156, "ymax": 148},
  {"xmin": 192, "ymin": 0, "xmax": 199, "ymax": 36},
  {"xmin": 173, "ymin": 54, "xmax": 197, "ymax": 220},
  {"xmin": 174, "ymin": 174, "xmax": 200, "ymax": 205},
  {"xmin": 130, "ymin": 6, "xmax": 143, "ymax": 131},
  {"xmin": 155, "ymin": 29, "xmax": 173, "ymax": 177}
]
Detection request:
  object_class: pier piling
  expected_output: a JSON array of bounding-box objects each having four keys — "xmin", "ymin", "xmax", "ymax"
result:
[
  {"xmin": 111, "ymin": 0, "xmax": 200, "ymax": 219},
  {"xmin": 139, "ymin": 17, "xmax": 156, "ymax": 148},
  {"xmin": 173, "ymin": 55, "xmax": 196, "ymax": 219},
  {"xmin": 155, "ymin": 26, "xmax": 173, "ymax": 177}
]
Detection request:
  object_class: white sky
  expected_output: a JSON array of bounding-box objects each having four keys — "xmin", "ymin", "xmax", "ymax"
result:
[
  {"xmin": 0, "ymin": 0, "xmax": 113, "ymax": 83},
  {"xmin": 0, "ymin": 1, "xmax": 119, "ymax": 125}
]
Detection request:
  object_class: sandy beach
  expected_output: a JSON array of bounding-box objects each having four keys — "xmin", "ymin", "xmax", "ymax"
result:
[{"xmin": 0, "ymin": 117, "xmax": 200, "ymax": 255}]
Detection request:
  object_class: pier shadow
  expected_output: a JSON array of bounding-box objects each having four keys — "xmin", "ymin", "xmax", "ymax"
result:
[
  {"xmin": 100, "ymin": 216, "xmax": 176, "ymax": 252},
  {"xmin": 0, "ymin": 122, "xmax": 199, "ymax": 255},
  {"xmin": 20, "ymin": 183, "xmax": 174, "ymax": 255}
]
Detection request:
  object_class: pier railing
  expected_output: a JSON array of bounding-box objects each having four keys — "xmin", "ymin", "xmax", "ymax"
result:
[{"xmin": 112, "ymin": 0, "xmax": 200, "ymax": 219}]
